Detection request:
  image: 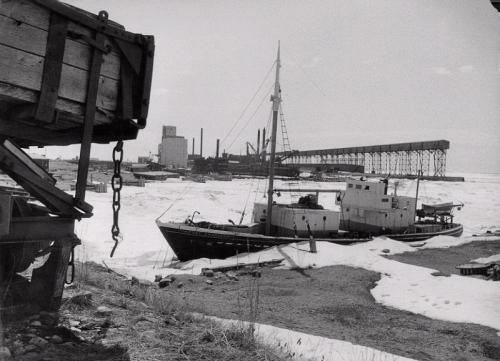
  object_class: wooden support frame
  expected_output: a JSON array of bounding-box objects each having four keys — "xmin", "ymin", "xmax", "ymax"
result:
[
  {"xmin": 30, "ymin": 238, "xmax": 76, "ymax": 310},
  {"xmin": 75, "ymin": 12, "xmax": 107, "ymax": 203},
  {"xmin": 35, "ymin": 13, "xmax": 68, "ymax": 123}
]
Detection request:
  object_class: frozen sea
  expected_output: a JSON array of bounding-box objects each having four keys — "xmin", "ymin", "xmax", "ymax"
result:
[{"xmin": 75, "ymin": 172, "xmax": 500, "ymax": 272}]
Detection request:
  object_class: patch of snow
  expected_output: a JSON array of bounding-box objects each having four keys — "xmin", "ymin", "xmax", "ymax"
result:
[
  {"xmin": 473, "ymin": 254, "xmax": 500, "ymax": 264},
  {"xmin": 199, "ymin": 314, "xmax": 418, "ymax": 361}
]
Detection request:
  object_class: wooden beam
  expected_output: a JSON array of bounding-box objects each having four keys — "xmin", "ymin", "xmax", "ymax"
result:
[
  {"xmin": 35, "ymin": 13, "xmax": 69, "ymax": 123},
  {"xmin": 0, "ymin": 44, "xmax": 118, "ymax": 111}
]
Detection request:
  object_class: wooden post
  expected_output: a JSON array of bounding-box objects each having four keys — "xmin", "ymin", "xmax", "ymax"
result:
[
  {"xmin": 309, "ymin": 236, "xmax": 317, "ymax": 253},
  {"xmin": 30, "ymin": 239, "xmax": 75, "ymax": 310},
  {"xmin": 306, "ymin": 222, "xmax": 317, "ymax": 253}
]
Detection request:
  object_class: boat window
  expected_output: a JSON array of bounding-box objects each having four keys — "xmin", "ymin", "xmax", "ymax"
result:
[
  {"xmin": 364, "ymin": 186, "xmax": 370, "ymax": 190},
  {"xmin": 348, "ymin": 183, "xmax": 353, "ymax": 188},
  {"xmin": 382, "ymin": 198, "xmax": 389, "ymax": 203},
  {"xmin": 355, "ymin": 185, "xmax": 362, "ymax": 190}
]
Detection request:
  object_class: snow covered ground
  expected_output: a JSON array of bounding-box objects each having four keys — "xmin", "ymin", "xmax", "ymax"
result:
[{"xmin": 73, "ymin": 174, "xmax": 500, "ymax": 359}]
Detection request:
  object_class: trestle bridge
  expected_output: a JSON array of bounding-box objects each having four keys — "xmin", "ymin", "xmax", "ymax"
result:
[{"xmin": 279, "ymin": 140, "xmax": 450, "ymax": 177}]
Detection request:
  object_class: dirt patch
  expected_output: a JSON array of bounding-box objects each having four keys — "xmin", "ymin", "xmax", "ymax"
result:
[
  {"xmin": 387, "ymin": 240, "xmax": 500, "ymax": 275},
  {"xmin": 164, "ymin": 265, "xmax": 500, "ymax": 361}
]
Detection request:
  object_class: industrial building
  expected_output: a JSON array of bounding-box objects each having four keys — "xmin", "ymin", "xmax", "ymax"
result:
[{"xmin": 158, "ymin": 125, "xmax": 188, "ymax": 168}]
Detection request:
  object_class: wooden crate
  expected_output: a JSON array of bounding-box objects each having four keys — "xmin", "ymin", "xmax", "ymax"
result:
[{"xmin": 0, "ymin": 0, "xmax": 154, "ymax": 147}]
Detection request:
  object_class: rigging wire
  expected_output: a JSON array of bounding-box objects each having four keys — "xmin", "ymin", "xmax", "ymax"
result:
[
  {"xmin": 239, "ymin": 178, "xmax": 258, "ymax": 225},
  {"xmin": 155, "ymin": 183, "xmax": 193, "ymax": 222},
  {"xmin": 153, "ymin": 183, "xmax": 195, "ymax": 269},
  {"xmin": 220, "ymin": 61, "xmax": 276, "ymax": 147},
  {"xmin": 284, "ymin": 46, "xmax": 327, "ymax": 97},
  {"xmin": 261, "ymin": 107, "xmax": 274, "ymax": 198},
  {"xmin": 261, "ymin": 107, "xmax": 273, "ymax": 155},
  {"xmin": 226, "ymin": 83, "xmax": 275, "ymax": 151}
]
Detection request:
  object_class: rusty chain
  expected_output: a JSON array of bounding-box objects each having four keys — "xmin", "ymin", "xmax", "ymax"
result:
[{"xmin": 110, "ymin": 140, "xmax": 123, "ymax": 257}]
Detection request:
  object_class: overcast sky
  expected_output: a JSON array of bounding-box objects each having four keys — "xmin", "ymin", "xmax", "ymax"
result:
[{"xmin": 46, "ymin": 0, "xmax": 500, "ymax": 173}]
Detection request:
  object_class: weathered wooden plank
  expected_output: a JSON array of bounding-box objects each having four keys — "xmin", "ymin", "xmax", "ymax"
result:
[
  {"xmin": 0, "ymin": 44, "xmax": 118, "ymax": 110},
  {"xmin": 0, "ymin": 14, "xmax": 121, "ymax": 80},
  {"xmin": 0, "ymin": 82, "xmax": 110, "ymax": 125},
  {"xmin": 0, "ymin": 0, "xmax": 124, "ymax": 45},
  {"xmin": 201, "ymin": 259, "xmax": 285, "ymax": 274},
  {"xmin": 35, "ymin": 12, "xmax": 68, "ymax": 122},
  {"xmin": 0, "ymin": 0, "xmax": 50, "ymax": 30},
  {"xmin": 0, "ymin": 0, "xmax": 154, "ymax": 147}
]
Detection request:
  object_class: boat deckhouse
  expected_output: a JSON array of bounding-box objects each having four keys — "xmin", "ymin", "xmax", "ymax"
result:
[{"xmin": 336, "ymin": 178, "xmax": 416, "ymax": 234}]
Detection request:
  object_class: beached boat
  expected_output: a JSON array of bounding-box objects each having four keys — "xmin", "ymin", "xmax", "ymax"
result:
[
  {"xmin": 157, "ymin": 45, "xmax": 463, "ymax": 261},
  {"xmin": 182, "ymin": 174, "xmax": 206, "ymax": 183}
]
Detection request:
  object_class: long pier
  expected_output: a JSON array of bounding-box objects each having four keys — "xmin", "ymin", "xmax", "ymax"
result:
[{"xmin": 279, "ymin": 140, "xmax": 450, "ymax": 177}]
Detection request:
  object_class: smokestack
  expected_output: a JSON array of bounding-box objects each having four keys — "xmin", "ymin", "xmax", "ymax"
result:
[
  {"xmin": 192, "ymin": 138, "xmax": 195, "ymax": 156},
  {"xmin": 256, "ymin": 129, "xmax": 260, "ymax": 160},
  {"xmin": 261, "ymin": 127, "xmax": 266, "ymax": 164},
  {"xmin": 216, "ymin": 139, "xmax": 220, "ymax": 158},
  {"xmin": 246, "ymin": 143, "xmax": 249, "ymax": 156},
  {"xmin": 200, "ymin": 128, "xmax": 203, "ymax": 157}
]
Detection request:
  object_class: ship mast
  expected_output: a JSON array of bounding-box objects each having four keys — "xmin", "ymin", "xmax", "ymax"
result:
[{"xmin": 265, "ymin": 42, "xmax": 281, "ymax": 236}]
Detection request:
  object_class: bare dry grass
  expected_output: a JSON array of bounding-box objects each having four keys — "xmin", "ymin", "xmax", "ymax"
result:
[
  {"xmin": 1, "ymin": 261, "xmax": 283, "ymax": 361},
  {"xmin": 71, "ymin": 261, "xmax": 282, "ymax": 361}
]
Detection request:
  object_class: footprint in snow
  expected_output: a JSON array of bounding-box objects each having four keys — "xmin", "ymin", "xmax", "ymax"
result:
[
  {"xmin": 444, "ymin": 300, "xmax": 450, "ymax": 304},
  {"xmin": 454, "ymin": 301, "xmax": 461, "ymax": 305}
]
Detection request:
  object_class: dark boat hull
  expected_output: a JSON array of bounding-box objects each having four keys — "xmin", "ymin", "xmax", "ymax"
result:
[
  {"xmin": 385, "ymin": 223, "xmax": 463, "ymax": 242},
  {"xmin": 156, "ymin": 222, "xmax": 369, "ymax": 262},
  {"xmin": 157, "ymin": 221, "xmax": 464, "ymax": 262}
]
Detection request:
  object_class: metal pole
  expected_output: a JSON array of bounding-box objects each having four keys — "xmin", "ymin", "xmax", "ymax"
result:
[{"xmin": 266, "ymin": 43, "xmax": 281, "ymax": 236}]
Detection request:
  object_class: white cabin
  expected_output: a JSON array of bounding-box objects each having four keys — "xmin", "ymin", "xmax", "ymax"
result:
[
  {"xmin": 336, "ymin": 178, "xmax": 416, "ymax": 234},
  {"xmin": 252, "ymin": 202, "xmax": 340, "ymax": 237}
]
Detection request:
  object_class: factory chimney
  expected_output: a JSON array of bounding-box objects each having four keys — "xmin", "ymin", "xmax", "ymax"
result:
[
  {"xmin": 216, "ymin": 139, "xmax": 220, "ymax": 158},
  {"xmin": 200, "ymin": 128, "xmax": 203, "ymax": 157},
  {"xmin": 261, "ymin": 127, "xmax": 266, "ymax": 163},
  {"xmin": 192, "ymin": 138, "xmax": 195, "ymax": 156},
  {"xmin": 256, "ymin": 129, "xmax": 260, "ymax": 161}
]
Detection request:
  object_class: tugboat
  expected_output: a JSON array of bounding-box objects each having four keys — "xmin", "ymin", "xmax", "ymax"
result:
[{"xmin": 156, "ymin": 45, "xmax": 463, "ymax": 261}]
